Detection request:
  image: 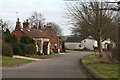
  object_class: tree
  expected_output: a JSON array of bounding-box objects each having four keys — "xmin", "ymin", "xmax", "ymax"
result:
[
  {"xmin": 29, "ymin": 12, "xmax": 46, "ymax": 29},
  {"xmin": 20, "ymin": 35, "xmax": 34, "ymax": 44},
  {"xmin": 48, "ymin": 22, "xmax": 63, "ymax": 36},
  {"xmin": 0, "ymin": 19, "xmax": 13, "ymax": 32},
  {"xmin": 3, "ymin": 33, "xmax": 18, "ymax": 44},
  {"xmin": 65, "ymin": 0, "xmax": 117, "ymax": 57}
]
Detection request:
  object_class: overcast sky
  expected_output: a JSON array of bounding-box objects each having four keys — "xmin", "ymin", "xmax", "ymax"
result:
[
  {"xmin": 0, "ymin": 0, "xmax": 72, "ymax": 35},
  {"xmin": 0, "ymin": 0, "xmax": 118, "ymax": 35}
]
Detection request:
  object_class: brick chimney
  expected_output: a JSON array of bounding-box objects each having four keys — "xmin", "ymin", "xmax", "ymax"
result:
[
  {"xmin": 23, "ymin": 19, "xmax": 29, "ymax": 29},
  {"xmin": 15, "ymin": 18, "xmax": 22, "ymax": 30},
  {"xmin": 38, "ymin": 21, "xmax": 41, "ymax": 29},
  {"xmin": 47, "ymin": 23, "xmax": 51, "ymax": 29}
]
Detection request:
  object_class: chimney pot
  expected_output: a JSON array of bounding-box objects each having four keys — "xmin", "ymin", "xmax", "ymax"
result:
[{"xmin": 23, "ymin": 19, "xmax": 29, "ymax": 29}]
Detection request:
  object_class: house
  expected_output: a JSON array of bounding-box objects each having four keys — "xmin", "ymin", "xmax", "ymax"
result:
[
  {"xmin": 65, "ymin": 36, "xmax": 112, "ymax": 50},
  {"xmin": 41, "ymin": 23, "xmax": 59, "ymax": 50},
  {"xmin": 65, "ymin": 36, "xmax": 97, "ymax": 50},
  {"xmin": 12, "ymin": 18, "xmax": 59, "ymax": 55}
]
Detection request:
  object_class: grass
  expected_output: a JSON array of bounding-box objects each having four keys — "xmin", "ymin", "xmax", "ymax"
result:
[
  {"xmin": 2, "ymin": 56, "xmax": 33, "ymax": 67},
  {"xmin": 82, "ymin": 54, "xmax": 118, "ymax": 78}
]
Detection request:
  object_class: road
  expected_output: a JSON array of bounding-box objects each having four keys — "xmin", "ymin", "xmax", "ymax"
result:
[{"xmin": 2, "ymin": 51, "xmax": 93, "ymax": 78}]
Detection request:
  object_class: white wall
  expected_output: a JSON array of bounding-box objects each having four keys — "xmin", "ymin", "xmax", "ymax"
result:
[
  {"xmin": 65, "ymin": 38, "xmax": 113, "ymax": 50},
  {"xmin": 65, "ymin": 42, "xmax": 81, "ymax": 49},
  {"xmin": 65, "ymin": 39, "xmax": 97, "ymax": 50},
  {"xmin": 81, "ymin": 39, "xmax": 97, "ymax": 50},
  {"xmin": 102, "ymin": 39, "xmax": 111, "ymax": 49}
]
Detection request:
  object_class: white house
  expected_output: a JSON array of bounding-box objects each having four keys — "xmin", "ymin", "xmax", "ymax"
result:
[
  {"xmin": 65, "ymin": 36, "xmax": 97, "ymax": 50},
  {"xmin": 65, "ymin": 36, "xmax": 113, "ymax": 50}
]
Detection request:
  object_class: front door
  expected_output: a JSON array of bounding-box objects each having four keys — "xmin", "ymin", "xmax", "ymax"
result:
[
  {"xmin": 43, "ymin": 42, "xmax": 49, "ymax": 55},
  {"xmin": 43, "ymin": 45, "xmax": 48, "ymax": 55}
]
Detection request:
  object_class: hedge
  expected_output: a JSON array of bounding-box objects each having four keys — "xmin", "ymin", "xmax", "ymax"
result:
[
  {"xmin": 13, "ymin": 43, "xmax": 36, "ymax": 56},
  {"xmin": 2, "ymin": 42, "xmax": 13, "ymax": 57},
  {"xmin": 25, "ymin": 44, "xmax": 36, "ymax": 55},
  {"xmin": 12, "ymin": 43, "xmax": 25, "ymax": 56}
]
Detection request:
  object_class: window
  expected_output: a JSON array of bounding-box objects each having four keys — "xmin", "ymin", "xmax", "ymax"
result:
[
  {"xmin": 84, "ymin": 40, "xmax": 86, "ymax": 42},
  {"xmin": 79, "ymin": 45, "xmax": 81, "ymax": 47}
]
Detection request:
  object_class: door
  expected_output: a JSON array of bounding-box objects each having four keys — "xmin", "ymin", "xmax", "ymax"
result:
[{"xmin": 43, "ymin": 42, "xmax": 49, "ymax": 55}]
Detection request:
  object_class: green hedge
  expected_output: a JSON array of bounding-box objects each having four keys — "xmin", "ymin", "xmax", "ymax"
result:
[
  {"xmin": 12, "ymin": 43, "xmax": 25, "ymax": 56},
  {"xmin": 2, "ymin": 42, "xmax": 13, "ymax": 57},
  {"xmin": 25, "ymin": 44, "xmax": 36, "ymax": 55},
  {"xmin": 13, "ymin": 43, "xmax": 36, "ymax": 56}
]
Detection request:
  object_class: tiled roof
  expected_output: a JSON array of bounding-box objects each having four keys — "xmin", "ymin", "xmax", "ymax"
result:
[
  {"xmin": 65, "ymin": 36, "xmax": 86, "ymax": 42},
  {"xmin": 22, "ymin": 28, "xmax": 48, "ymax": 38}
]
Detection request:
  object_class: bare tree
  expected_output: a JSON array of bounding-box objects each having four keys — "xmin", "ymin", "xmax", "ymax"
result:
[
  {"xmin": 65, "ymin": 0, "xmax": 117, "ymax": 57},
  {"xmin": 29, "ymin": 11, "xmax": 46, "ymax": 29},
  {"xmin": 48, "ymin": 22, "xmax": 63, "ymax": 36},
  {"xmin": 0, "ymin": 19, "xmax": 13, "ymax": 32}
]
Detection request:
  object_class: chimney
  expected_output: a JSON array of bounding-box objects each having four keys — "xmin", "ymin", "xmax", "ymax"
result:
[
  {"xmin": 44, "ymin": 25, "xmax": 46, "ymax": 27},
  {"xmin": 15, "ymin": 18, "xmax": 22, "ymax": 30},
  {"xmin": 23, "ymin": 19, "xmax": 29, "ymax": 29},
  {"xmin": 47, "ymin": 23, "xmax": 51, "ymax": 29},
  {"xmin": 38, "ymin": 21, "xmax": 41, "ymax": 29}
]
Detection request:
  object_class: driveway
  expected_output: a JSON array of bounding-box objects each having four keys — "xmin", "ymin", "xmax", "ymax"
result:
[{"xmin": 2, "ymin": 50, "xmax": 93, "ymax": 78}]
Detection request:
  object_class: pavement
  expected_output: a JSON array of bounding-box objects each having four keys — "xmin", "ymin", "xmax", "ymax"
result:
[
  {"xmin": 13, "ymin": 55, "xmax": 43, "ymax": 61},
  {"xmin": 2, "ymin": 50, "xmax": 94, "ymax": 78}
]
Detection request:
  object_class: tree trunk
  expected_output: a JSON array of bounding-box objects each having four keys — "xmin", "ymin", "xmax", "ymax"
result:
[
  {"xmin": 98, "ymin": 31, "xmax": 103, "ymax": 57},
  {"xmin": 98, "ymin": 40, "xmax": 102, "ymax": 57}
]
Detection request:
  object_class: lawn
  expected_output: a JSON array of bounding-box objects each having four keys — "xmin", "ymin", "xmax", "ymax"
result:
[
  {"xmin": 82, "ymin": 54, "xmax": 118, "ymax": 78},
  {"xmin": 2, "ymin": 56, "xmax": 33, "ymax": 67}
]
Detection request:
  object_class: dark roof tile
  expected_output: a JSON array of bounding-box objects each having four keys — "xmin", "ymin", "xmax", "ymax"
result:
[
  {"xmin": 65, "ymin": 36, "xmax": 86, "ymax": 42},
  {"xmin": 22, "ymin": 28, "xmax": 48, "ymax": 38}
]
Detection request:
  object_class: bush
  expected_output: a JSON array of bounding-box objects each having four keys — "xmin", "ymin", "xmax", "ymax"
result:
[
  {"xmin": 50, "ymin": 50, "xmax": 54, "ymax": 54},
  {"xmin": 4, "ymin": 33, "xmax": 18, "ymax": 44},
  {"xmin": 20, "ymin": 35, "xmax": 34, "ymax": 44},
  {"xmin": 52, "ymin": 49, "xmax": 58, "ymax": 53},
  {"xmin": 12, "ymin": 43, "xmax": 25, "ymax": 56},
  {"xmin": 2, "ymin": 42, "xmax": 13, "ymax": 57},
  {"xmin": 25, "ymin": 44, "xmax": 36, "ymax": 55}
]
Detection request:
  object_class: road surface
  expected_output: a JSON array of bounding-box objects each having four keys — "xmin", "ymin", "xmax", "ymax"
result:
[{"xmin": 3, "ymin": 51, "xmax": 93, "ymax": 78}]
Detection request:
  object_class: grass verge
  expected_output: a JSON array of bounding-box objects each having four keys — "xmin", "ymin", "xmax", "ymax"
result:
[
  {"xmin": 82, "ymin": 54, "xmax": 118, "ymax": 78},
  {"xmin": 2, "ymin": 56, "xmax": 33, "ymax": 67}
]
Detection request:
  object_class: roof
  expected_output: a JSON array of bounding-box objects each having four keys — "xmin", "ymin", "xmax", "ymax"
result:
[
  {"xmin": 22, "ymin": 28, "xmax": 48, "ymax": 38},
  {"xmin": 65, "ymin": 36, "xmax": 86, "ymax": 42}
]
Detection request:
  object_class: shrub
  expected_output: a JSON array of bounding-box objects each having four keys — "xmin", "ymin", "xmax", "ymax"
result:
[
  {"xmin": 4, "ymin": 33, "xmax": 18, "ymax": 44},
  {"xmin": 50, "ymin": 50, "xmax": 54, "ymax": 54},
  {"xmin": 2, "ymin": 42, "xmax": 13, "ymax": 57},
  {"xmin": 25, "ymin": 44, "xmax": 36, "ymax": 55},
  {"xmin": 12, "ymin": 43, "xmax": 25, "ymax": 56},
  {"xmin": 20, "ymin": 35, "xmax": 34, "ymax": 44},
  {"xmin": 53, "ymin": 49, "xmax": 58, "ymax": 53}
]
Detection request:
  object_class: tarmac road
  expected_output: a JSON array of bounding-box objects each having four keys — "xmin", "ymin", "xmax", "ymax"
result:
[{"xmin": 2, "ymin": 50, "xmax": 93, "ymax": 78}]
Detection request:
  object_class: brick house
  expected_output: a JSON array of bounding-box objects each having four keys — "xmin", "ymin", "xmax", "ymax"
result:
[
  {"xmin": 12, "ymin": 18, "xmax": 60, "ymax": 55},
  {"xmin": 41, "ymin": 23, "xmax": 59, "ymax": 50}
]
